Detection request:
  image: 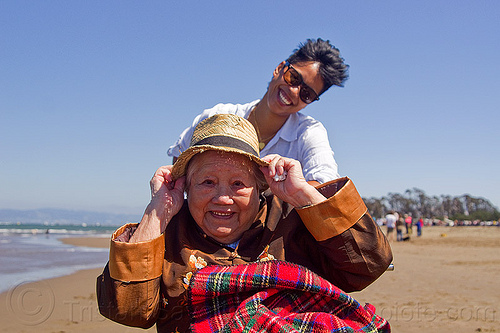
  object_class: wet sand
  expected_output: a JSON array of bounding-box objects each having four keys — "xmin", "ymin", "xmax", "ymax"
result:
[
  {"xmin": 60, "ymin": 236, "xmax": 111, "ymax": 248},
  {"xmin": 1, "ymin": 226, "xmax": 498, "ymax": 332}
]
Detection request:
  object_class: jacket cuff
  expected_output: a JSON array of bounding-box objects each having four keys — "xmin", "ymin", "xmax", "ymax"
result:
[
  {"xmin": 297, "ymin": 178, "xmax": 367, "ymax": 241},
  {"xmin": 108, "ymin": 223, "xmax": 165, "ymax": 282}
]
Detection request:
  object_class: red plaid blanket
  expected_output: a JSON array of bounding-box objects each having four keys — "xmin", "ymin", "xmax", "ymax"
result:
[{"xmin": 188, "ymin": 260, "xmax": 390, "ymax": 332}]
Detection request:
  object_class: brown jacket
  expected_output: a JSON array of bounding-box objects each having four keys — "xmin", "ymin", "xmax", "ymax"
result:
[{"xmin": 97, "ymin": 177, "xmax": 392, "ymax": 332}]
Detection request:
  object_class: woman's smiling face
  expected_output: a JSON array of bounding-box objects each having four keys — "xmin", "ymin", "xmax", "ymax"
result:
[
  {"xmin": 265, "ymin": 61, "xmax": 324, "ymax": 117},
  {"xmin": 186, "ymin": 151, "xmax": 261, "ymax": 245}
]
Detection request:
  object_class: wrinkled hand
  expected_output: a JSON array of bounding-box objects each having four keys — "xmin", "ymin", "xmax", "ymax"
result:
[
  {"xmin": 260, "ymin": 154, "xmax": 326, "ymax": 208},
  {"xmin": 148, "ymin": 165, "xmax": 186, "ymax": 231},
  {"xmin": 130, "ymin": 166, "xmax": 185, "ymax": 242}
]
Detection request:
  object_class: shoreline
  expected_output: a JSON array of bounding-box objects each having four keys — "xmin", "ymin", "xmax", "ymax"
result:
[
  {"xmin": 0, "ymin": 234, "xmax": 110, "ymax": 295},
  {"xmin": 0, "ymin": 234, "xmax": 157, "ymax": 332},
  {"xmin": 59, "ymin": 236, "xmax": 111, "ymax": 248},
  {"xmin": 1, "ymin": 227, "xmax": 499, "ymax": 332}
]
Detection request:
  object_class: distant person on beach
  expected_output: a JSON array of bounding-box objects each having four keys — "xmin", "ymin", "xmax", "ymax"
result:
[
  {"xmin": 385, "ymin": 211, "xmax": 396, "ymax": 242},
  {"xmin": 168, "ymin": 38, "xmax": 349, "ymax": 186},
  {"xmin": 417, "ymin": 217, "xmax": 423, "ymax": 236},
  {"xmin": 396, "ymin": 214, "xmax": 404, "ymax": 241},
  {"xmin": 405, "ymin": 214, "xmax": 413, "ymax": 234},
  {"xmin": 97, "ymin": 114, "xmax": 392, "ymax": 332}
]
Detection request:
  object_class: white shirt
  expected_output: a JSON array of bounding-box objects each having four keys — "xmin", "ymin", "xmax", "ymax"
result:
[
  {"xmin": 167, "ymin": 100, "xmax": 340, "ymax": 184},
  {"xmin": 385, "ymin": 214, "xmax": 397, "ymax": 228}
]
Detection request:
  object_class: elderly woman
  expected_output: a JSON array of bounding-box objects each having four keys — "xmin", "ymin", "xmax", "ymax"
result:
[{"xmin": 97, "ymin": 114, "xmax": 392, "ymax": 332}]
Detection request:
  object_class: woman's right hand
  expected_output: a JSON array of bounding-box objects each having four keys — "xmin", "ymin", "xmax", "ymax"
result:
[
  {"xmin": 149, "ymin": 165, "xmax": 186, "ymax": 222},
  {"xmin": 130, "ymin": 166, "xmax": 185, "ymax": 242}
]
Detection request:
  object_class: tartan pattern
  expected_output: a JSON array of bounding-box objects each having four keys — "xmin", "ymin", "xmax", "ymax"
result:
[{"xmin": 188, "ymin": 260, "xmax": 390, "ymax": 332}]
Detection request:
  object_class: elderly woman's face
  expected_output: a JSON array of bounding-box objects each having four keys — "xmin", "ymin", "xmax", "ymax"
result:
[{"xmin": 186, "ymin": 151, "xmax": 261, "ymax": 245}]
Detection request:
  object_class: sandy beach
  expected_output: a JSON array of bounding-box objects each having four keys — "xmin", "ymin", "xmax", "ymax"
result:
[
  {"xmin": 354, "ymin": 226, "xmax": 500, "ymax": 332},
  {"xmin": 1, "ymin": 226, "xmax": 498, "ymax": 332}
]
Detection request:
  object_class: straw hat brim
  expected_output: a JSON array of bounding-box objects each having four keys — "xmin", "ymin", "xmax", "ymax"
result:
[{"xmin": 171, "ymin": 145, "xmax": 269, "ymax": 180}]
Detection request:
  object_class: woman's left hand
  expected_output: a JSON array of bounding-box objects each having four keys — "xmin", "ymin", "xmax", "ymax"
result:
[{"xmin": 260, "ymin": 154, "xmax": 326, "ymax": 208}]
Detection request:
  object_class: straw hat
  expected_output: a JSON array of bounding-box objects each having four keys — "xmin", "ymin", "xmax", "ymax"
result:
[{"xmin": 171, "ymin": 114, "xmax": 269, "ymax": 180}]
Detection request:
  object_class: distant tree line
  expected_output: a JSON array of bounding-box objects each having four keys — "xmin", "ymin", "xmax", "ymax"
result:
[{"xmin": 363, "ymin": 188, "xmax": 500, "ymax": 221}]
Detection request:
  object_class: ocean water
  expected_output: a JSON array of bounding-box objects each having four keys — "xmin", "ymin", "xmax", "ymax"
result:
[{"xmin": 0, "ymin": 222, "xmax": 117, "ymax": 294}]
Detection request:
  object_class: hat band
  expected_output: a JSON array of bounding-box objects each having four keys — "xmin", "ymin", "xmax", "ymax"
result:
[{"xmin": 193, "ymin": 136, "xmax": 259, "ymax": 157}]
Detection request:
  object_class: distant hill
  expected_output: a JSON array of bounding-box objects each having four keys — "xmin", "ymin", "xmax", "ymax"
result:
[{"xmin": 0, "ymin": 208, "xmax": 141, "ymax": 226}]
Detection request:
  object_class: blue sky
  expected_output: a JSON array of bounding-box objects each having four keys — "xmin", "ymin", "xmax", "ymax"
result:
[{"xmin": 1, "ymin": 1, "xmax": 499, "ymax": 214}]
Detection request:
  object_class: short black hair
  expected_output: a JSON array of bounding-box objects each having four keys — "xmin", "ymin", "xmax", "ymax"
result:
[{"xmin": 286, "ymin": 38, "xmax": 349, "ymax": 94}]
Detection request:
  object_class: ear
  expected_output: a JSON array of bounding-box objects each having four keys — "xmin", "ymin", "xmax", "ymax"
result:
[{"xmin": 273, "ymin": 61, "xmax": 287, "ymax": 78}]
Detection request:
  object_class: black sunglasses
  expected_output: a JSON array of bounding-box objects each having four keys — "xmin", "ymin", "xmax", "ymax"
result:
[{"xmin": 283, "ymin": 61, "xmax": 320, "ymax": 104}]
